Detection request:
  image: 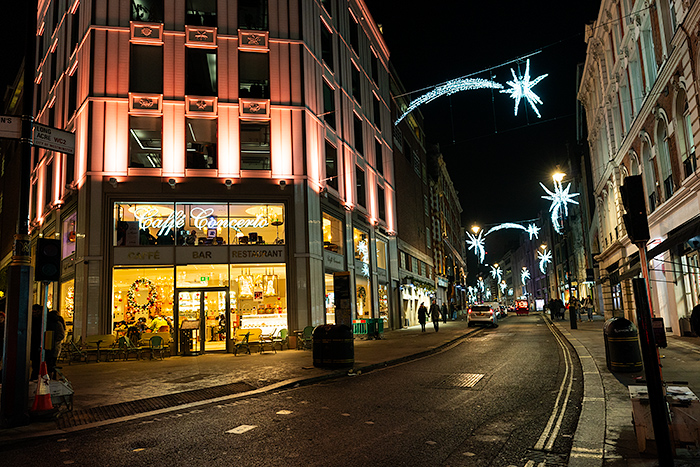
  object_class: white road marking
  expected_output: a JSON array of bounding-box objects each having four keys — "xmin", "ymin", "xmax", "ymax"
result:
[
  {"xmin": 276, "ymin": 410, "xmax": 292, "ymax": 415},
  {"xmin": 226, "ymin": 425, "xmax": 257, "ymax": 434},
  {"xmin": 425, "ymin": 440, "xmax": 437, "ymax": 445}
]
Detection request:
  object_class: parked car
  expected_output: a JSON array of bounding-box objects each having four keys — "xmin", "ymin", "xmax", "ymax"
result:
[{"xmin": 467, "ymin": 304, "xmax": 498, "ymax": 327}]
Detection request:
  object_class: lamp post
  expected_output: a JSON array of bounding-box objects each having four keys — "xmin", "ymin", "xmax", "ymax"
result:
[{"xmin": 552, "ymin": 171, "xmax": 577, "ymax": 330}]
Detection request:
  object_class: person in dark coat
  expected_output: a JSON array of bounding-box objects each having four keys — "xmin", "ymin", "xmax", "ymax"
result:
[
  {"xmin": 45, "ymin": 310, "xmax": 66, "ymax": 378},
  {"xmin": 417, "ymin": 303, "xmax": 427, "ymax": 332},
  {"xmin": 430, "ymin": 300, "xmax": 441, "ymax": 332},
  {"xmin": 690, "ymin": 295, "xmax": 700, "ymax": 337},
  {"xmin": 441, "ymin": 302, "xmax": 448, "ymax": 324}
]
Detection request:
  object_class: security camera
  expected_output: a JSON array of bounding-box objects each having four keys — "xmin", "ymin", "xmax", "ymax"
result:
[
  {"xmin": 108, "ymin": 177, "xmax": 118, "ymax": 188},
  {"xmin": 168, "ymin": 178, "xmax": 176, "ymax": 188},
  {"xmin": 224, "ymin": 179, "xmax": 233, "ymax": 188},
  {"xmin": 279, "ymin": 180, "xmax": 287, "ymax": 190}
]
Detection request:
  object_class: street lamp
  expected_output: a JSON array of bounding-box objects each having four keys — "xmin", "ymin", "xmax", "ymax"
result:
[{"xmin": 471, "ymin": 225, "xmax": 481, "ymax": 234}]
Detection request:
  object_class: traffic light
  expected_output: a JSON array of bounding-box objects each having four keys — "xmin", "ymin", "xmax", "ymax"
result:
[
  {"xmin": 620, "ymin": 175, "xmax": 650, "ymax": 244},
  {"xmin": 35, "ymin": 238, "xmax": 61, "ymax": 282}
]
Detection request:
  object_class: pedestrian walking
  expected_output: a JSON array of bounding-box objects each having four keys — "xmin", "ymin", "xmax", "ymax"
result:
[
  {"xmin": 583, "ymin": 296, "xmax": 594, "ymax": 321},
  {"xmin": 441, "ymin": 302, "xmax": 448, "ymax": 324},
  {"xmin": 430, "ymin": 299, "xmax": 441, "ymax": 332},
  {"xmin": 417, "ymin": 303, "xmax": 427, "ymax": 332},
  {"xmin": 690, "ymin": 295, "xmax": 700, "ymax": 337}
]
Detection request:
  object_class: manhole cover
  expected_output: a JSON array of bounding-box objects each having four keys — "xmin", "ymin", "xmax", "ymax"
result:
[{"xmin": 435, "ymin": 373, "xmax": 484, "ymax": 388}]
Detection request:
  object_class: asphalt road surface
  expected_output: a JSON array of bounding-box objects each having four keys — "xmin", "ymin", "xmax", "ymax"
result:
[{"xmin": 1, "ymin": 313, "xmax": 583, "ymax": 466}]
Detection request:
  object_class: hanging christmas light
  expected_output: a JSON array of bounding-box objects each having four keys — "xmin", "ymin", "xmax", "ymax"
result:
[
  {"xmin": 490, "ymin": 265, "xmax": 503, "ymax": 283},
  {"xmin": 521, "ymin": 268, "xmax": 531, "ymax": 285},
  {"xmin": 500, "ymin": 59, "xmax": 548, "ymax": 118},
  {"xmin": 466, "ymin": 230, "xmax": 487, "ymax": 264},
  {"xmin": 484, "ymin": 222, "xmax": 540, "ymax": 240},
  {"xmin": 541, "ymin": 179, "xmax": 579, "ymax": 234}
]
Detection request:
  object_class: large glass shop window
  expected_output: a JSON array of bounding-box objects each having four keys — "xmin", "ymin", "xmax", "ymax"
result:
[
  {"xmin": 62, "ymin": 212, "xmax": 77, "ymax": 258},
  {"xmin": 114, "ymin": 202, "xmax": 285, "ymax": 246},
  {"xmin": 230, "ymin": 264, "xmax": 286, "ymax": 336},
  {"xmin": 322, "ymin": 212, "xmax": 343, "ymax": 254},
  {"xmin": 324, "ymin": 273, "xmax": 335, "ymax": 324},
  {"xmin": 112, "ymin": 267, "xmax": 175, "ymax": 336},
  {"xmin": 60, "ymin": 279, "xmax": 75, "ymax": 336},
  {"xmin": 354, "ymin": 227, "xmax": 372, "ymax": 318}
]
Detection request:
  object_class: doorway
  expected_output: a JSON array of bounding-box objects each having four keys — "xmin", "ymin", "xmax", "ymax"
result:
[{"xmin": 176, "ymin": 288, "xmax": 229, "ymax": 353}]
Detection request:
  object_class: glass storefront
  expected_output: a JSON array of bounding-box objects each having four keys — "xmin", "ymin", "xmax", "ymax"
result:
[
  {"xmin": 354, "ymin": 227, "xmax": 371, "ymax": 319},
  {"xmin": 323, "ymin": 212, "xmax": 343, "ymax": 254},
  {"xmin": 230, "ymin": 264, "xmax": 287, "ymax": 336},
  {"xmin": 112, "ymin": 267, "xmax": 175, "ymax": 338},
  {"xmin": 60, "ymin": 278, "xmax": 75, "ymax": 335},
  {"xmin": 324, "ymin": 273, "xmax": 335, "ymax": 324}
]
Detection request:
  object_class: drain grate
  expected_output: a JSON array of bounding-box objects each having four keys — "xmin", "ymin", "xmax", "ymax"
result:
[
  {"xmin": 56, "ymin": 381, "xmax": 255, "ymax": 429},
  {"xmin": 435, "ymin": 373, "xmax": 485, "ymax": 389}
]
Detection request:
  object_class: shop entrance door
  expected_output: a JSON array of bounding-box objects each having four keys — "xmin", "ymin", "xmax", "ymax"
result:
[{"xmin": 176, "ymin": 288, "xmax": 229, "ymax": 353}]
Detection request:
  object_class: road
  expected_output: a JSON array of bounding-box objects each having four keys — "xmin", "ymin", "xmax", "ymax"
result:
[{"xmin": 0, "ymin": 314, "xmax": 583, "ymax": 466}]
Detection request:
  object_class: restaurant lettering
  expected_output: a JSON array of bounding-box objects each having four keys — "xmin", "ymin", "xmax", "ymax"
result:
[
  {"xmin": 133, "ymin": 206, "xmax": 270, "ymax": 237},
  {"xmin": 231, "ymin": 249, "xmax": 282, "ymax": 259},
  {"xmin": 128, "ymin": 251, "xmax": 161, "ymax": 260}
]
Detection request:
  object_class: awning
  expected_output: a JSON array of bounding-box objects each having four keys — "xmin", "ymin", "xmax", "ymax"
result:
[{"xmin": 647, "ymin": 214, "xmax": 700, "ymax": 258}]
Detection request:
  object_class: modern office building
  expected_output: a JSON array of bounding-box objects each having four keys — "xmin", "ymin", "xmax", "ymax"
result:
[{"xmin": 12, "ymin": 0, "xmax": 397, "ymax": 353}]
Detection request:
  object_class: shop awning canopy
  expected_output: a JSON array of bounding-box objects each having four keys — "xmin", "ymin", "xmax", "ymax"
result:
[{"xmin": 647, "ymin": 214, "xmax": 700, "ymax": 259}]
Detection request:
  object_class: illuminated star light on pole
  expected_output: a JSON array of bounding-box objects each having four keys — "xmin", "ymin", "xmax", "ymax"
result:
[
  {"xmin": 500, "ymin": 59, "xmax": 548, "ymax": 118},
  {"xmin": 537, "ymin": 249, "xmax": 552, "ymax": 274},
  {"xmin": 500, "ymin": 281, "xmax": 507, "ymax": 293},
  {"xmin": 466, "ymin": 230, "xmax": 486, "ymax": 264},
  {"xmin": 490, "ymin": 265, "xmax": 503, "ymax": 283},
  {"xmin": 521, "ymin": 268, "xmax": 531, "ymax": 285},
  {"xmin": 540, "ymin": 180, "xmax": 580, "ymax": 234}
]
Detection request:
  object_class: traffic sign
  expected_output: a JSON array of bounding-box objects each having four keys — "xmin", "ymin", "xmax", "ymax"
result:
[
  {"xmin": 0, "ymin": 115, "xmax": 21, "ymax": 139},
  {"xmin": 32, "ymin": 123, "xmax": 75, "ymax": 154}
]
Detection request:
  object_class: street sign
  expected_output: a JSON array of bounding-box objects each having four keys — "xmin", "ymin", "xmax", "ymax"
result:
[
  {"xmin": 32, "ymin": 123, "xmax": 75, "ymax": 154},
  {"xmin": 0, "ymin": 115, "xmax": 21, "ymax": 139}
]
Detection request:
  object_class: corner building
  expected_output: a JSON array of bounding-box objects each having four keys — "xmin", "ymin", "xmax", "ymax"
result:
[{"xmin": 31, "ymin": 0, "xmax": 396, "ymax": 353}]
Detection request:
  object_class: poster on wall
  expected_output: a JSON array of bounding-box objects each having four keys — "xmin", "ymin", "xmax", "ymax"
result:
[{"xmin": 333, "ymin": 271, "xmax": 352, "ymax": 328}]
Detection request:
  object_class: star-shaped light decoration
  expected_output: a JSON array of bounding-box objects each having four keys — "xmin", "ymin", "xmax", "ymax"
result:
[
  {"xmin": 500, "ymin": 281, "xmax": 507, "ymax": 293},
  {"xmin": 537, "ymin": 249, "xmax": 553, "ymax": 274},
  {"xmin": 526, "ymin": 223, "xmax": 541, "ymax": 240},
  {"xmin": 521, "ymin": 268, "xmax": 531, "ymax": 285},
  {"xmin": 485, "ymin": 289, "xmax": 492, "ymax": 300},
  {"xmin": 466, "ymin": 230, "xmax": 486, "ymax": 264},
  {"xmin": 541, "ymin": 180, "xmax": 580, "ymax": 234},
  {"xmin": 500, "ymin": 59, "xmax": 548, "ymax": 118},
  {"xmin": 477, "ymin": 277, "xmax": 485, "ymax": 292},
  {"xmin": 490, "ymin": 265, "xmax": 503, "ymax": 283}
]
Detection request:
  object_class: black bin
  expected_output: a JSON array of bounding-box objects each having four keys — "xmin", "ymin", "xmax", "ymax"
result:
[
  {"xmin": 180, "ymin": 329, "xmax": 195, "ymax": 356},
  {"xmin": 603, "ymin": 317, "xmax": 643, "ymax": 372},
  {"xmin": 313, "ymin": 324, "xmax": 354, "ymax": 369}
]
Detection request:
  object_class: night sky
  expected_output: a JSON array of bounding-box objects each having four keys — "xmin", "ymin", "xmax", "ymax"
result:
[{"xmin": 364, "ymin": 1, "xmax": 601, "ymax": 249}]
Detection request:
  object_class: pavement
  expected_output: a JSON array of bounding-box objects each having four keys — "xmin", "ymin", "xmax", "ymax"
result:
[{"xmin": 2, "ymin": 311, "xmax": 700, "ymax": 466}]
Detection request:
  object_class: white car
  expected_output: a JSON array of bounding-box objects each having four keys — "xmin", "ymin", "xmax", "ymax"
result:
[{"xmin": 467, "ymin": 304, "xmax": 498, "ymax": 327}]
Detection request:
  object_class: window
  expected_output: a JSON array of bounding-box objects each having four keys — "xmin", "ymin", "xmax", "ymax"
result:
[
  {"xmin": 349, "ymin": 13, "xmax": 359, "ymax": 52},
  {"xmin": 355, "ymin": 165, "xmax": 365, "ymax": 208},
  {"xmin": 130, "ymin": 45, "xmax": 163, "ymax": 93},
  {"xmin": 353, "ymin": 114, "xmax": 363, "ymax": 155},
  {"xmin": 376, "ymin": 239, "xmax": 386, "ymax": 269},
  {"xmin": 131, "ymin": 0, "xmax": 164, "ymax": 23},
  {"xmin": 377, "ymin": 185, "xmax": 385, "ymax": 221},
  {"xmin": 67, "ymin": 71, "xmax": 78, "ymax": 118},
  {"xmin": 321, "ymin": 21, "xmax": 333, "ymax": 71},
  {"xmin": 351, "ymin": 63, "xmax": 361, "ymax": 104},
  {"xmin": 403, "ymin": 138, "xmax": 411, "ymax": 160},
  {"xmin": 426, "ymin": 227, "xmax": 431, "ymax": 249},
  {"xmin": 322, "ymin": 212, "xmax": 343, "ymax": 254},
  {"xmin": 129, "ymin": 116, "xmax": 162, "ymax": 168},
  {"xmin": 240, "ymin": 121, "xmax": 271, "ymax": 170},
  {"xmin": 239, "ymin": 0, "xmax": 268, "ymax": 30},
  {"xmin": 45, "ymin": 159, "xmax": 53, "ymax": 209},
  {"xmin": 70, "ymin": 6, "xmax": 80, "ymax": 53},
  {"xmin": 186, "ymin": 48, "xmax": 217, "ymax": 96},
  {"xmin": 371, "ymin": 53, "xmax": 379, "ymax": 84},
  {"xmin": 239, "ymin": 52, "xmax": 269, "ymax": 98},
  {"xmin": 374, "ymin": 139, "xmax": 383, "ymax": 176},
  {"xmin": 676, "ymin": 89, "xmax": 697, "ymax": 179},
  {"xmin": 62, "ymin": 213, "xmax": 77, "ymax": 258},
  {"xmin": 325, "ymin": 140, "xmax": 338, "ymax": 190},
  {"xmin": 186, "ymin": 118, "xmax": 217, "ymax": 169},
  {"xmin": 321, "ymin": 0, "xmax": 331, "ymax": 14},
  {"xmin": 323, "ymin": 80, "xmax": 336, "ymax": 129},
  {"xmin": 186, "ymin": 0, "xmax": 217, "ymax": 26},
  {"xmin": 373, "ymin": 93, "xmax": 381, "ymax": 128},
  {"xmin": 65, "ymin": 148, "xmax": 74, "ymax": 185},
  {"xmin": 656, "ymin": 119, "xmax": 674, "ymax": 200}
]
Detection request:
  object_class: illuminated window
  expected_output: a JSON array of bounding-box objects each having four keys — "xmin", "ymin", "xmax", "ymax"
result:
[
  {"xmin": 186, "ymin": 0, "xmax": 217, "ymax": 26},
  {"xmin": 131, "ymin": 0, "xmax": 164, "ymax": 22},
  {"xmin": 175, "ymin": 203, "xmax": 229, "ymax": 246},
  {"xmin": 322, "ymin": 211, "xmax": 343, "ymax": 254},
  {"xmin": 186, "ymin": 118, "xmax": 217, "ymax": 169},
  {"xmin": 325, "ymin": 140, "xmax": 338, "ymax": 190},
  {"xmin": 324, "ymin": 273, "xmax": 335, "ymax": 324},
  {"xmin": 239, "ymin": 0, "xmax": 268, "ymax": 30},
  {"xmin": 111, "ymin": 267, "xmax": 174, "ymax": 335},
  {"xmin": 186, "ymin": 48, "xmax": 217, "ymax": 96},
  {"xmin": 239, "ymin": 52, "xmax": 269, "ymax": 98},
  {"xmin": 129, "ymin": 116, "xmax": 162, "ymax": 168},
  {"xmin": 240, "ymin": 121, "xmax": 271, "ymax": 170},
  {"xmin": 231, "ymin": 264, "xmax": 287, "ymax": 335},
  {"xmin": 376, "ymin": 239, "xmax": 386, "ymax": 270},
  {"xmin": 130, "ymin": 44, "xmax": 163, "ymax": 93}
]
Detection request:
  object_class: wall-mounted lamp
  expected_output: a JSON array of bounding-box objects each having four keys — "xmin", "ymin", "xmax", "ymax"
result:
[
  {"xmin": 319, "ymin": 186, "xmax": 328, "ymax": 198},
  {"xmin": 225, "ymin": 179, "xmax": 233, "ymax": 189},
  {"xmin": 168, "ymin": 178, "xmax": 177, "ymax": 189},
  {"xmin": 279, "ymin": 179, "xmax": 287, "ymax": 190},
  {"xmin": 108, "ymin": 177, "xmax": 118, "ymax": 188}
]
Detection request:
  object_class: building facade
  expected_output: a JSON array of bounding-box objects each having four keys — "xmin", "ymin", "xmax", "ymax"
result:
[
  {"xmin": 13, "ymin": 0, "xmax": 399, "ymax": 353},
  {"xmin": 578, "ymin": 0, "xmax": 700, "ymax": 334}
]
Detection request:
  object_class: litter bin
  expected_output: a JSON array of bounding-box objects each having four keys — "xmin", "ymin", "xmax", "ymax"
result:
[
  {"xmin": 313, "ymin": 324, "xmax": 354, "ymax": 369},
  {"xmin": 603, "ymin": 317, "xmax": 643, "ymax": 372}
]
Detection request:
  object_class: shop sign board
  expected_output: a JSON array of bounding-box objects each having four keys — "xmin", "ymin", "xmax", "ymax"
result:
[
  {"xmin": 0, "ymin": 115, "xmax": 21, "ymax": 139},
  {"xmin": 323, "ymin": 250, "xmax": 345, "ymax": 271},
  {"xmin": 334, "ymin": 271, "xmax": 352, "ymax": 328},
  {"xmin": 229, "ymin": 245, "xmax": 285, "ymax": 263},
  {"xmin": 437, "ymin": 276, "xmax": 449, "ymax": 288},
  {"xmin": 32, "ymin": 123, "xmax": 75, "ymax": 154},
  {"xmin": 114, "ymin": 247, "xmax": 174, "ymax": 265},
  {"xmin": 175, "ymin": 246, "xmax": 228, "ymax": 264}
]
